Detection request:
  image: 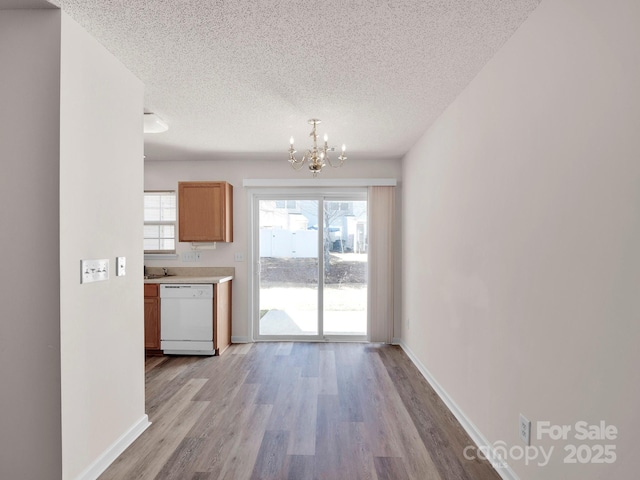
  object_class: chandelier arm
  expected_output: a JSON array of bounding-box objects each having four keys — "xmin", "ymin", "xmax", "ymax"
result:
[
  {"xmin": 289, "ymin": 150, "xmax": 305, "ymax": 168},
  {"xmin": 290, "ymin": 160, "xmax": 305, "ymax": 170},
  {"xmin": 327, "ymin": 153, "xmax": 347, "ymax": 168}
]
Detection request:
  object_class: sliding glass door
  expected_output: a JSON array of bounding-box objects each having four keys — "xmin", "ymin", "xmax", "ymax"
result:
[
  {"xmin": 322, "ymin": 199, "xmax": 368, "ymax": 336},
  {"xmin": 257, "ymin": 198, "xmax": 320, "ymax": 337},
  {"xmin": 253, "ymin": 193, "xmax": 367, "ymax": 340}
]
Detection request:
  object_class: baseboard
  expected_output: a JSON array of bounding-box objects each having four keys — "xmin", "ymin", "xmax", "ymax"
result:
[
  {"xmin": 75, "ymin": 414, "xmax": 151, "ymax": 480},
  {"xmin": 391, "ymin": 336, "xmax": 402, "ymax": 345},
  {"xmin": 231, "ymin": 335, "xmax": 251, "ymax": 343},
  {"xmin": 398, "ymin": 340, "xmax": 520, "ymax": 480}
]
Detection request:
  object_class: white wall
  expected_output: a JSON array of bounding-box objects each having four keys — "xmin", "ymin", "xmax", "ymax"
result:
[
  {"xmin": 0, "ymin": 10, "xmax": 63, "ymax": 479},
  {"xmin": 59, "ymin": 13, "xmax": 146, "ymax": 480},
  {"xmin": 145, "ymin": 156, "xmax": 403, "ymax": 341},
  {"xmin": 402, "ymin": 1, "xmax": 640, "ymax": 479}
]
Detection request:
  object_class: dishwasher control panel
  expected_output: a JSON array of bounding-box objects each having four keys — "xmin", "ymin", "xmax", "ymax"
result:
[{"xmin": 160, "ymin": 284, "xmax": 213, "ymax": 298}]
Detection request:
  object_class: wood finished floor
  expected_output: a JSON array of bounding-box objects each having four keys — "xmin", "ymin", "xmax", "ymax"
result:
[{"xmin": 100, "ymin": 343, "xmax": 501, "ymax": 480}]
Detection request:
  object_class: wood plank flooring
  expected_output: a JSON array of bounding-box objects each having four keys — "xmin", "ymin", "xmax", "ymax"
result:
[{"xmin": 100, "ymin": 343, "xmax": 501, "ymax": 480}]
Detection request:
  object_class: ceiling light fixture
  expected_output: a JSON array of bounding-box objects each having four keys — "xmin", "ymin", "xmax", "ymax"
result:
[
  {"xmin": 288, "ymin": 119, "xmax": 346, "ymax": 177},
  {"xmin": 143, "ymin": 113, "xmax": 169, "ymax": 133}
]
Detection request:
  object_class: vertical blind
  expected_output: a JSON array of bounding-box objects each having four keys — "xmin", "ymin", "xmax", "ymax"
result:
[{"xmin": 368, "ymin": 186, "xmax": 395, "ymax": 343}]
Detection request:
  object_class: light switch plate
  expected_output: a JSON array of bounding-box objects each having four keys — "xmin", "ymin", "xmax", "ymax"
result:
[
  {"xmin": 116, "ymin": 256, "xmax": 126, "ymax": 276},
  {"xmin": 81, "ymin": 259, "xmax": 109, "ymax": 284}
]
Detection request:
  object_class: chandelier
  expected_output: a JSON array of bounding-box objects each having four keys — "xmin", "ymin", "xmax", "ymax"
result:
[{"xmin": 288, "ymin": 119, "xmax": 346, "ymax": 176}]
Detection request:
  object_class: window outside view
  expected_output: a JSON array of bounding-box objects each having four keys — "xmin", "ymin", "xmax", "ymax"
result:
[{"xmin": 258, "ymin": 199, "xmax": 368, "ymax": 337}]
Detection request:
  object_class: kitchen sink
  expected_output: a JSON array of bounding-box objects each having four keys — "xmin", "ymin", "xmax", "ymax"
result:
[{"xmin": 144, "ymin": 274, "xmax": 176, "ymax": 279}]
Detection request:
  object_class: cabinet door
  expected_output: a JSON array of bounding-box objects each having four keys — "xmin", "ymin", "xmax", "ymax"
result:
[
  {"xmin": 144, "ymin": 297, "xmax": 160, "ymax": 349},
  {"xmin": 179, "ymin": 182, "xmax": 233, "ymax": 242}
]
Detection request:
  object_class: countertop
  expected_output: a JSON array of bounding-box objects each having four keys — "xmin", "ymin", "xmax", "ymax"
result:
[{"xmin": 144, "ymin": 275, "xmax": 233, "ymax": 284}]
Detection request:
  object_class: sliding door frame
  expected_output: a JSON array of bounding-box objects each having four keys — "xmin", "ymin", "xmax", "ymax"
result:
[{"xmin": 248, "ymin": 187, "xmax": 368, "ymax": 342}]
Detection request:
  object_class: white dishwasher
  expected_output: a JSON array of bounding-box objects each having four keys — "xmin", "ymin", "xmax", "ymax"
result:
[{"xmin": 160, "ymin": 284, "xmax": 215, "ymax": 355}]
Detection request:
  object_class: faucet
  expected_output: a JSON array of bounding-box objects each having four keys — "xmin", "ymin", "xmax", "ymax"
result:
[{"xmin": 162, "ymin": 268, "xmax": 168, "ymax": 276}]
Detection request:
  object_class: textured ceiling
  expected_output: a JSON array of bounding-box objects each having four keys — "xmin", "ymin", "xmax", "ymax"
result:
[{"xmin": 48, "ymin": 0, "xmax": 540, "ymax": 161}]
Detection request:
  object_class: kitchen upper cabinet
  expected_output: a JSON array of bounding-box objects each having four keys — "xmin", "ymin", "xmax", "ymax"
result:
[
  {"xmin": 144, "ymin": 284, "xmax": 161, "ymax": 352},
  {"xmin": 178, "ymin": 181, "xmax": 233, "ymax": 242}
]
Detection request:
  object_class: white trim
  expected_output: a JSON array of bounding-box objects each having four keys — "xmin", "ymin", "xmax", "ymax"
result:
[
  {"xmin": 75, "ymin": 414, "xmax": 151, "ymax": 480},
  {"xmin": 398, "ymin": 340, "xmax": 520, "ymax": 480},
  {"xmin": 243, "ymin": 178, "xmax": 397, "ymax": 187},
  {"xmin": 247, "ymin": 187, "xmax": 256, "ymax": 342},
  {"xmin": 323, "ymin": 335, "xmax": 368, "ymax": 342},
  {"xmin": 391, "ymin": 336, "xmax": 402, "ymax": 345},
  {"xmin": 231, "ymin": 335, "xmax": 251, "ymax": 343}
]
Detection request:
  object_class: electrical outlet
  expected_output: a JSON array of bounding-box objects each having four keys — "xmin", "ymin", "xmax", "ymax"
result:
[
  {"xmin": 234, "ymin": 252, "xmax": 244, "ymax": 262},
  {"xmin": 519, "ymin": 414, "xmax": 531, "ymax": 445},
  {"xmin": 182, "ymin": 251, "xmax": 202, "ymax": 262}
]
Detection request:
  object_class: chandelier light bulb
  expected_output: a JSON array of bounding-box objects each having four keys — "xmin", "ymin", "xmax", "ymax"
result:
[
  {"xmin": 342, "ymin": 144, "xmax": 346, "ymax": 152},
  {"xmin": 324, "ymin": 133, "xmax": 328, "ymax": 142},
  {"xmin": 290, "ymin": 136, "xmax": 294, "ymax": 145}
]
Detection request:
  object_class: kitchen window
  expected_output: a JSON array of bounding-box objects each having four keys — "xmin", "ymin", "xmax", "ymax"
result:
[{"xmin": 144, "ymin": 191, "xmax": 176, "ymax": 254}]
